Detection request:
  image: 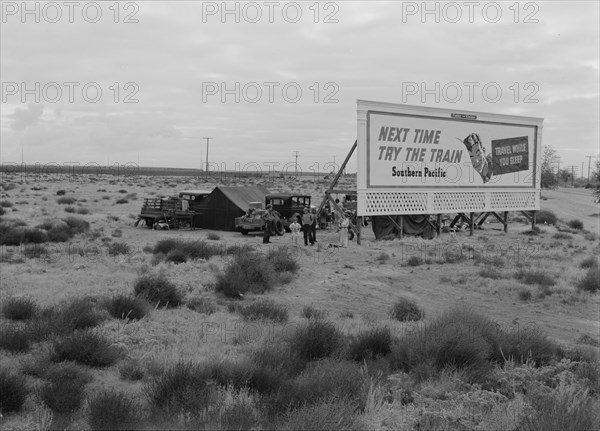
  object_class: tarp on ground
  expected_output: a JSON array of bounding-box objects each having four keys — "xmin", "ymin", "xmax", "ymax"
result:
[
  {"xmin": 371, "ymin": 215, "xmax": 436, "ymax": 240},
  {"xmin": 194, "ymin": 185, "xmax": 270, "ymax": 231}
]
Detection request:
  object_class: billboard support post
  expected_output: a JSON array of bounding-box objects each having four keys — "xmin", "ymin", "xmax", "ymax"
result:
[{"xmin": 470, "ymin": 212, "xmax": 475, "ymax": 236}]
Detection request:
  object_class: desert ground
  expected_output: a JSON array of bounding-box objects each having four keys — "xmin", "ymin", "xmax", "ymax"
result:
[{"xmin": 0, "ymin": 170, "xmax": 599, "ymax": 430}]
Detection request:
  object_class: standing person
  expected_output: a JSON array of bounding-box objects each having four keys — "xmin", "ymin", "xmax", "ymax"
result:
[
  {"xmin": 340, "ymin": 215, "xmax": 350, "ymax": 248},
  {"xmin": 310, "ymin": 207, "xmax": 318, "ymax": 244},
  {"xmin": 262, "ymin": 204, "xmax": 274, "ymax": 244},
  {"xmin": 301, "ymin": 207, "xmax": 314, "ymax": 246},
  {"xmin": 333, "ymin": 207, "xmax": 342, "ymax": 232},
  {"xmin": 289, "ymin": 218, "xmax": 301, "ymax": 245},
  {"xmin": 333, "ymin": 198, "xmax": 344, "ymax": 232}
]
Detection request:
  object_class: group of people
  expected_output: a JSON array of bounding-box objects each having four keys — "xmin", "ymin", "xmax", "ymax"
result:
[
  {"xmin": 288, "ymin": 207, "xmax": 317, "ymax": 246},
  {"xmin": 261, "ymin": 202, "xmax": 352, "ymax": 248},
  {"xmin": 288, "ymin": 206, "xmax": 350, "ymax": 247}
]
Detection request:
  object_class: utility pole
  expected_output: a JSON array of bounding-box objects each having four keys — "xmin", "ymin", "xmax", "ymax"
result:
[
  {"xmin": 565, "ymin": 165, "xmax": 578, "ymax": 187},
  {"xmin": 203, "ymin": 137, "xmax": 212, "ymax": 179},
  {"xmin": 294, "ymin": 151, "xmax": 300, "ymax": 176},
  {"xmin": 332, "ymin": 155, "xmax": 336, "ymax": 173},
  {"xmin": 585, "ymin": 155, "xmax": 597, "ymax": 185}
]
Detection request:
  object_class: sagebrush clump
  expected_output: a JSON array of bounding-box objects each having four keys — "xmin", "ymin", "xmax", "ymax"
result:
[
  {"xmin": 52, "ymin": 329, "xmax": 121, "ymax": 367},
  {"xmin": 133, "ymin": 273, "xmax": 183, "ymax": 307},
  {"xmin": 153, "ymin": 239, "xmax": 223, "ymax": 262},
  {"xmin": 88, "ymin": 389, "xmax": 141, "ymax": 431},
  {"xmin": 289, "ymin": 319, "xmax": 344, "ymax": 361},
  {"xmin": 536, "ymin": 210, "xmax": 557, "ymax": 225},
  {"xmin": 347, "ymin": 326, "xmax": 393, "ymax": 361},
  {"xmin": 104, "ymin": 294, "xmax": 149, "ymax": 320},
  {"xmin": 0, "ymin": 324, "xmax": 31, "ymax": 353},
  {"xmin": 2, "ymin": 297, "xmax": 38, "ymax": 320},
  {"xmin": 235, "ymin": 299, "xmax": 289, "ymax": 323},
  {"xmin": 390, "ymin": 297, "xmax": 424, "ymax": 322},
  {"xmin": 515, "ymin": 270, "xmax": 556, "ymax": 287},
  {"xmin": 0, "ymin": 369, "xmax": 28, "ymax": 414},
  {"xmin": 577, "ymin": 266, "xmax": 600, "ymax": 292},
  {"xmin": 215, "ymin": 253, "xmax": 275, "ymax": 297},
  {"xmin": 567, "ymin": 219, "xmax": 584, "ymax": 230},
  {"xmin": 40, "ymin": 362, "xmax": 92, "ymax": 414},
  {"xmin": 144, "ymin": 361, "xmax": 215, "ymax": 416}
]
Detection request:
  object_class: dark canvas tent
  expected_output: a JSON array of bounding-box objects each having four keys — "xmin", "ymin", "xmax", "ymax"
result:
[
  {"xmin": 195, "ymin": 185, "xmax": 270, "ymax": 231},
  {"xmin": 371, "ymin": 215, "xmax": 436, "ymax": 240}
]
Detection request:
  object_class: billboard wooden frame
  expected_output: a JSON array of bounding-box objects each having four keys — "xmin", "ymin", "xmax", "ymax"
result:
[{"xmin": 357, "ymin": 100, "xmax": 544, "ymax": 217}]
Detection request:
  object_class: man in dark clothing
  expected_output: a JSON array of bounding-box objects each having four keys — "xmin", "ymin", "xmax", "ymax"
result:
[
  {"xmin": 262, "ymin": 204, "xmax": 275, "ymax": 244},
  {"xmin": 301, "ymin": 207, "xmax": 314, "ymax": 246},
  {"xmin": 310, "ymin": 207, "xmax": 318, "ymax": 243}
]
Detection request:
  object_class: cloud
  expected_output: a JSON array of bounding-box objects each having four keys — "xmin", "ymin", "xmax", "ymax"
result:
[
  {"xmin": 0, "ymin": 1, "xmax": 598, "ymax": 169},
  {"xmin": 8, "ymin": 104, "xmax": 44, "ymax": 130}
]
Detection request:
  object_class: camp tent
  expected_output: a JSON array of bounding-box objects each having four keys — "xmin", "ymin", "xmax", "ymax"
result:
[{"xmin": 195, "ymin": 185, "xmax": 270, "ymax": 231}]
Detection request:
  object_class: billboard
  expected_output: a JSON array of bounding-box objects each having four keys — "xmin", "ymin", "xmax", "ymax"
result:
[{"xmin": 357, "ymin": 100, "xmax": 543, "ymax": 215}]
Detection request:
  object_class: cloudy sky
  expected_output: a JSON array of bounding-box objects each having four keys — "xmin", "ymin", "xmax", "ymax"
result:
[{"xmin": 1, "ymin": 1, "xmax": 598, "ymax": 175}]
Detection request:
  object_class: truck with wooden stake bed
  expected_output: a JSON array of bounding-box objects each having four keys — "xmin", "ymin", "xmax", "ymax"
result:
[{"xmin": 135, "ymin": 190, "xmax": 210, "ymax": 229}]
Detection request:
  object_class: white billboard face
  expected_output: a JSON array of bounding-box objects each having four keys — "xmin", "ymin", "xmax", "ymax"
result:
[
  {"xmin": 368, "ymin": 112, "xmax": 537, "ymax": 188},
  {"xmin": 357, "ymin": 101, "xmax": 543, "ymax": 216}
]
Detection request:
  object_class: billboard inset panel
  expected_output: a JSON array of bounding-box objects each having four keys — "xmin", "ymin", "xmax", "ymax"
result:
[{"xmin": 491, "ymin": 136, "xmax": 529, "ymax": 176}]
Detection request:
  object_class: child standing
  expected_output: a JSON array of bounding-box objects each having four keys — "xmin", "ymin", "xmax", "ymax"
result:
[
  {"xmin": 289, "ymin": 219, "xmax": 301, "ymax": 245},
  {"xmin": 340, "ymin": 215, "xmax": 350, "ymax": 247}
]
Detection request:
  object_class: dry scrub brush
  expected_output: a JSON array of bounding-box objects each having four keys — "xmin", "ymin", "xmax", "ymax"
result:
[
  {"xmin": 39, "ymin": 362, "xmax": 92, "ymax": 414},
  {"xmin": 234, "ymin": 299, "xmax": 289, "ymax": 323},
  {"xmin": 215, "ymin": 247, "xmax": 298, "ymax": 298},
  {"xmin": 103, "ymin": 294, "xmax": 150, "ymax": 320},
  {"xmin": 0, "ymin": 369, "xmax": 28, "ymax": 414},
  {"xmin": 87, "ymin": 389, "xmax": 142, "ymax": 431},
  {"xmin": 1, "ymin": 296, "xmax": 38, "ymax": 320},
  {"xmin": 133, "ymin": 272, "xmax": 183, "ymax": 307},
  {"xmin": 389, "ymin": 297, "xmax": 424, "ymax": 322}
]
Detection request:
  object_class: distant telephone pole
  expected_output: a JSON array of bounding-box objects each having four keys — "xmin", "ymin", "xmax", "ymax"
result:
[
  {"xmin": 203, "ymin": 137, "xmax": 212, "ymax": 178},
  {"xmin": 585, "ymin": 155, "xmax": 597, "ymax": 185},
  {"xmin": 294, "ymin": 151, "xmax": 300, "ymax": 176},
  {"xmin": 565, "ymin": 165, "xmax": 578, "ymax": 186}
]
